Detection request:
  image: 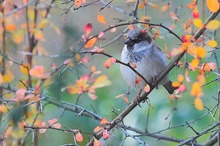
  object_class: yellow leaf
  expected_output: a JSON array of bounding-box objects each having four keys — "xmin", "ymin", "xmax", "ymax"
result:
[
  {"xmin": 20, "ymin": 63, "xmax": 30, "ymax": 76},
  {"xmin": 193, "ymin": 18, "xmax": 203, "ymax": 28},
  {"xmin": 196, "ymin": 46, "xmax": 206, "ymax": 58},
  {"xmin": 206, "ymin": 20, "xmax": 220, "ymax": 30},
  {"xmin": 33, "ymin": 29, "xmax": 44, "ymax": 40},
  {"xmin": 38, "ymin": 19, "xmax": 49, "ymax": 29},
  {"xmin": 97, "ymin": 14, "xmax": 107, "ymax": 25},
  {"xmin": 191, "ymin": 82, "xmax": 203, "ymax": 97},
  {"xmin": 138, "ymin": 2, "xmax": 145, "ymax": 9},
  {"xmin": 194, "ymin": 97, "xmax": 204, "ymax": 110},
  {"xmin": 190, "ymin": 58, "xmax": 199, "ymax": 70},
  {"xmin": 91, "ymin": 75, "xmax": 111, "ymax": 88},
  {"xmin": 206, "ymin": 40, "xmax": 217, "ymax": 48},
  {"xmin": 12, "ymin": 30, "xmax": 25, "ymax": 44},
  {"xmin": 178, "ymin": 75, "xmax": 184, "ymax": 83},
  {"xmin": 206, "ymin": 0, "xmax": 219, "ymax": 13},
  {"xmin": 3, "ymin": 70, "xmax": 14, "ymax": 83}
]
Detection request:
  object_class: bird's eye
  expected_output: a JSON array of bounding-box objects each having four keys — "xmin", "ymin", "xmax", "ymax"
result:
[{"xmin": 132, "ymin": 37, "xmax": 142, "ymax": 43}]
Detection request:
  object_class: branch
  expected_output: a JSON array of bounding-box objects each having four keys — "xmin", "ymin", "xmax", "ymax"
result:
[{"xmin": 85, "ymin": 9, "xmax": 220, "ymax": 146}]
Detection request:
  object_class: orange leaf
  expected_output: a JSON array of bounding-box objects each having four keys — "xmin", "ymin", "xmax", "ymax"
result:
[
  {"xmin": 84, "ymin": 37, "xmax": 97, "ymax": 48},
  {"xmin": 194, "ymin": 97, "xmax": 204, "ymax": 110},
  {"xmin": 206, "ymin": 0, "xmax": 219, "ymax": 12},
  {"xmin": 172, "ymin": 82, "xmax": 180, "ymax": 88},
  {"xmin": 193, "ymin": 18, "xmax": 203, "ymax": 28},
  {"xmin": 94, "ymin": 126, "xmax": 102, "ymax": 133},
  {"xmin": 202, "ymin": 62, "xmax": 216, "ymax": 72},
  {"xmin": 100, "ymin": 118, "xmax": 109, "ymax": 124},
  {"xmin": 76, "ymin": 131, "xmax": 83, "ymax": 142},
  {"xmin": 29, "ymin": 65, "xmax": 45, "ymax": 78},
  {"xmin": 84, "ymin": 23, "xmax": 92, "ymax": 37},
  {"xmin": 178, "ymin": 75, "xmax": 184, "ymax": 83},
  {"xmin": 206, "ymin": 20, "xmax": 220, "ymax": 30},
  {"xmin": 104, "ymin": 57, "xmax": 116, "ymax": 69},
  {"xmin": 5, "ymin": 24, "xmax": 17, "ymax": 31},
  {"xmin": 196, "ymin": 47, "xmax": 206, "ymax": 58},
  {"xmin": 97, "ymin": 15, "xmax": 107, "ymax": 25},
  {"xmin": 138, "ymin": 2, "xmax": 145, "ymax": 9},
  {"xmin": 206, "ymin": 40, "xmax": 217, "ymax": 48}
]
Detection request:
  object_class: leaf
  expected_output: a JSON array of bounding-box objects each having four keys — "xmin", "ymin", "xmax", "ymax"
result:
[
  {"xmin": 196, "ymin": 46, "xmax": 206, "ymax": 58},
  {"xmin": 206, "ymin": 0, "xmax": 219, "ymax": 12},
  {"xmin": 84, "ymin": 23, "xmax": 92, "ymax": 37},
  {"xmin": 97, "ymin": 14, "xmax": 107, "ymax": 25},
  {"xmin": 38, "ymin": 19, "xmax": 49, "ymax": 29},
  {"xmin": 66, "ymin": 85, "xmax": 80, "ymax": 94},
  {"xmin": 75, "ymin": 0, "xmax": 86, "ymax": 7},
  {"xmin": 20, "ymin": 63, "xmax": 30, "ymax": 75},
  {"xmin": 206, "ymin": 20, "xmax": 220, "ymax": 30},
  {"xmin": 193, "ymin": 18, "xmax": 203, "ymax": 28},
  {"xmin": 93, "ymin": 137, "xmax": 102, "ymax": 146},
  {"xmin": 191, "ymin": 82, "xmax": 203, "ymax": 97},
  {"xmin": 104, "ymin": 57, "xmax": 116, "ymax": 69},
  {"xmin": 94, "ymin": 126, "xmax": 102, "ymax": 133},
  {"xmin": 178, "ymin": 75, "xmax": 184, "ymax": 83},
  {"xmin": 190, "ymin": 58, "xmax": 199, "ymax": 70},
  {"xmin": 103, "ymin": 130, "xmax": 110, "ymax": 140},
  {"xmin": 5, "ymin": 24, "xmax": 17, "ymax": 31},
  {"xmin": 48, "ymin": 118, "xmax": 58, "ymax": 126},
  {"xmin": 84, "ymin": 37, "xmax": 97, "ymax": 48},
  {"xmin": 206, "ymin": 40, "xmax": 217, "ymax": 48},
  {"xmin": 100, "ymin": 118, "xmax": 109, "ymax": 124},
  {"xmin": 178, "ymin": 84, "xmax": 187, "ymax": 92},
  {"xmin": 202, "ymin": 62, "xmax": 216, "ymax": 72},
  {"xmin": 12, "ymin": 30, "xmax": 24, "ymax": 44},
  {"xmin": 138, "ymin": 2, "xmax": 145, "ymax": 9},
  {"xmin": 75, "ymin": 131, "xmax": 83, "ymax": 142},
  {"xmin": 144, "ymin": 84, "xmax": 150, "ymax": 92},
  {"xmin": 172, "ymin": 82, "xmax": 180, "ymax": 88},
  {"xmin": 192, "ymin": 7, "xmax": 200, "ymax": 18},
  {"xmin": 52, "ymin": 123, "xmax": 61, "ymax": 129},
  {"xmin": 194, "ymin": 97, "xmax": 204, "ymax": 110},
  {"xmin": 147, "ymin": 2, "xmax": 159, "ymax": 9},
  {"xmin": 3, "ymin": 69, "xmax": 14, "ymax": 83},
  {"xmin": 161, "ymin": 3, "xmax": 170, "ymax": 12},
  {"xmin": 92, "ymin": 75, "xmax": 111, "ymax": 89},
  {"xmin": 29, "ymin": 65, "xmax": 44, "ymax": 78}
]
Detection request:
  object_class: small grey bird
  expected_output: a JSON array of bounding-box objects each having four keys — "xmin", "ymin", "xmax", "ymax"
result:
[{"xmin": 120, "ymin": 28, "xmax": 174, "ymax": 94}]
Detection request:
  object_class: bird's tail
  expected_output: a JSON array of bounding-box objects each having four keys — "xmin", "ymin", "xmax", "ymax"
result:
[{"xmin": 163, "ymin": 80, "xmax": 174, "ymax": 94}]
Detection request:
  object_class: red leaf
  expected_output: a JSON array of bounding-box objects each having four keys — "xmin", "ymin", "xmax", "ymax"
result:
[{"xmin": 84, "ymin": 23, "xmax": 92, "ymax": 37}]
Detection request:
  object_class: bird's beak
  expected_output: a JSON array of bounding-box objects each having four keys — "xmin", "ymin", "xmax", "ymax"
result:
[{"xmin": 125, "ymin": 38, "xmax": 135, "ymax": 46}]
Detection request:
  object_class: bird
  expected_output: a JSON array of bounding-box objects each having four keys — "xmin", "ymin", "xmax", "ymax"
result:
[{"xmin": 120, "ymin": 28, "xmax": 174, "ymax": 95}]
